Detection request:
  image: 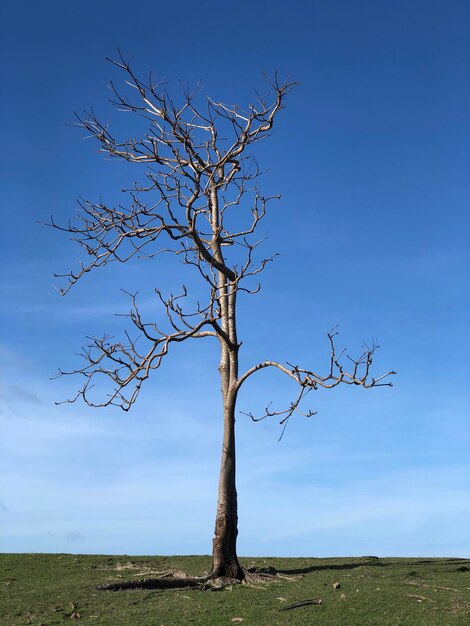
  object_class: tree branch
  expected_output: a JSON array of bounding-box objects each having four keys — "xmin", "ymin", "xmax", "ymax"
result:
[{"xmin": 237, "ymin": 330, "xmax": 396, "ymax": 438}]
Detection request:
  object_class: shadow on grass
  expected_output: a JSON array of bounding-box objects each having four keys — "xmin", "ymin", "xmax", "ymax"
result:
[
  {"xmin": 412, "ymin": 558, "xmax": 470, "ymax": 572},
  {"xmin": 98, "ymin": 577, "xmax": 205, "ymax": 591},
  {"xmin": 414, "ymin": 559, "xmax": 469, "ymax": 565},
  {"xmin": 276, "ymin": 561, "xmax": 389, "ymax": 576}
]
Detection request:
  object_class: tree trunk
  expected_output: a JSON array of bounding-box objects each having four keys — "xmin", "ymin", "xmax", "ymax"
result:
[
  {"xmin": 211, "ymin": 387, "xmax": 244, "ymax": 579},
  {"xmin": 210, "ymin": 178, "xmax": 243, "ymax": 579}
]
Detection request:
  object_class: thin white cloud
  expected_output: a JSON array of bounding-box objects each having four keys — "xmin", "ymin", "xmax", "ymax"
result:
[
  {"xmin": 65, "ymin": 532, "xmax": 85, "ymax": 543},
  {"xmin": 1, "ymin": 347, "xmax": 469, "ymax": 557},
  {"xmin": 0, "ymin": 383, "xmax": 41, "ymax": 406},
  {"xmin": 0, "ymin": 343, "xmax": 33, "ymax": 370},
  {"xmin": 2, "ymin": 395, "xmax": 469, "ymax": 557}
]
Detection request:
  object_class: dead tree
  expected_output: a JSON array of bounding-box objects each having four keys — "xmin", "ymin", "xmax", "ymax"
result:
[{"xmin": 50, "ymin": 51, "xmax": 395, "ymax": 581}]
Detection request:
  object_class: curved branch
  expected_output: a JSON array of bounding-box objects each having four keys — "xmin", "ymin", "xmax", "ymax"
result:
[
  {"xmin": 236, "ymin": 331, "xmax": 396, "ymax": 437},
  {"xmin": 237, "ymin": 331, "xmax": 396, "ymax": 393},
  {"xmin": 236, "ymin": 360, "xmax": 298, "ymax": 391}
]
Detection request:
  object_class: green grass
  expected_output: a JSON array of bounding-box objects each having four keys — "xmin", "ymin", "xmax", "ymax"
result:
[{"xmin": 1, "ymin": 554, "xmax": 469, "ymax": 625}]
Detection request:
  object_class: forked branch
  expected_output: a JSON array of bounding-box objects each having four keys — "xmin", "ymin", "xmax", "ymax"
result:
[
  {"xmin": 47, "ymin": 52, "xmax": 297, "ymax": 297},
  {"xmin": 237, "ymin": 329, "xmax": 396, "ymax": 438},
  {"xmin": 53, "ymin": 288, "xmax": 219, "ymax": 410}
]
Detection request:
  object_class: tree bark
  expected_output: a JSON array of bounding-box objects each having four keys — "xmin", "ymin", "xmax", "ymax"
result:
[
  {"xmin": 211, "ymin": 387, "xmax": 243, "ymax": 579},
  {"xmin": 208, "ymin": 176, "xmax": 244, "ymax": 579}
]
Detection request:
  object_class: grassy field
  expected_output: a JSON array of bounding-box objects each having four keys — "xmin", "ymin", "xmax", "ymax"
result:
[{"xmin": 1, "ymin": 553, "xmax": 469, "ymax": 625}]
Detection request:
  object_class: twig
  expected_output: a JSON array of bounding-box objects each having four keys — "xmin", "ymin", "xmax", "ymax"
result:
[{"xmin": 278, "ymin": 598, "xmax": 322, "ymax": 611}]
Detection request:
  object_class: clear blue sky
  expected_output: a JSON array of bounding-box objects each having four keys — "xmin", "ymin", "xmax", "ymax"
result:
[{"xmin": 1, "ymin": 0, "xmax": 469, "ymax": 557}]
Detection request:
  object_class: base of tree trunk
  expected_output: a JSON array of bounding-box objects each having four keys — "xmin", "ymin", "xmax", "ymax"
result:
[
  {"xmin": 96, "ymin": 566, "xmax": 288, "ymax": 592},
  {"xmin": 210, "ymin": 558, "xmax": 245, "ymax": 581}
]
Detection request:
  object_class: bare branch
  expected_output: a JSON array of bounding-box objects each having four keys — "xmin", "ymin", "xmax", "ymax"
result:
[
  {"xmin": 240, "ymin": 385, "xmax": 316, "ymax": 441},
  {"xmin": 237, "ymin": 330, "xmax": 396, "ymax": 437},
  {"xmin": 53, "ymin": 288, "xmax": 220, "ymax": 410}
]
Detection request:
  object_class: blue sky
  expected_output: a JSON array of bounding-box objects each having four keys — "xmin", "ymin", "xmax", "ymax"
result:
[{"xmin": 0, "ymin": 0, "xmax": 469, "ymax": 557}]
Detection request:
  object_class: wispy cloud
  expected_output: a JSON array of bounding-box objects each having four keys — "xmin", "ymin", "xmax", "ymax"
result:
[
  {"xmin": 2, "ymin": 398, "xmax": 469, "ymax": 557},
  {"xmin": 0, "ymin": 343, "xmax": 33, "ymax": 370},
  {"xmin": 1, "ymin": 340, "xmax": 468, "ymax": 557},
  {"xmin": 0, "ymin": 381, "xmax": 43, "ymax": 420},
  {"xmin": 65, "ymin": 532, "xmax": 85, "ymax": 543},
  {"xmin": 0, "ymin": 383, "xmax": 41, "ymax": 406}
]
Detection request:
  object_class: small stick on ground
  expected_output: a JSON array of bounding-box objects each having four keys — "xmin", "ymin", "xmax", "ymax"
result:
[
  {"xmin": 278, "ymin": 599, "xmax": 322, "ymax": 611},
  {"xmin": 406, "ymin": 593, "xmax": 437, "ymax": 603}
]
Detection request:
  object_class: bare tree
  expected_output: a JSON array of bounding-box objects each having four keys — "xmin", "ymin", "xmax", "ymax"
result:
[{"xmin": 49, "ymin": 51, "xmax": 395, "ymax": 581}]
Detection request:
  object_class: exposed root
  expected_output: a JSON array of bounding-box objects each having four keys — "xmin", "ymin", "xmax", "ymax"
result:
[
  {"xmin": 244, "ymin": 566, "xmax": 303, "ymax": 584},
  {"xmin": 97, "ymin": 576, "xmax": 207, "ymax": 591},
  {"xmin": 97, "ymin": 565, "xmax": 300, "ymax": 592}
]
